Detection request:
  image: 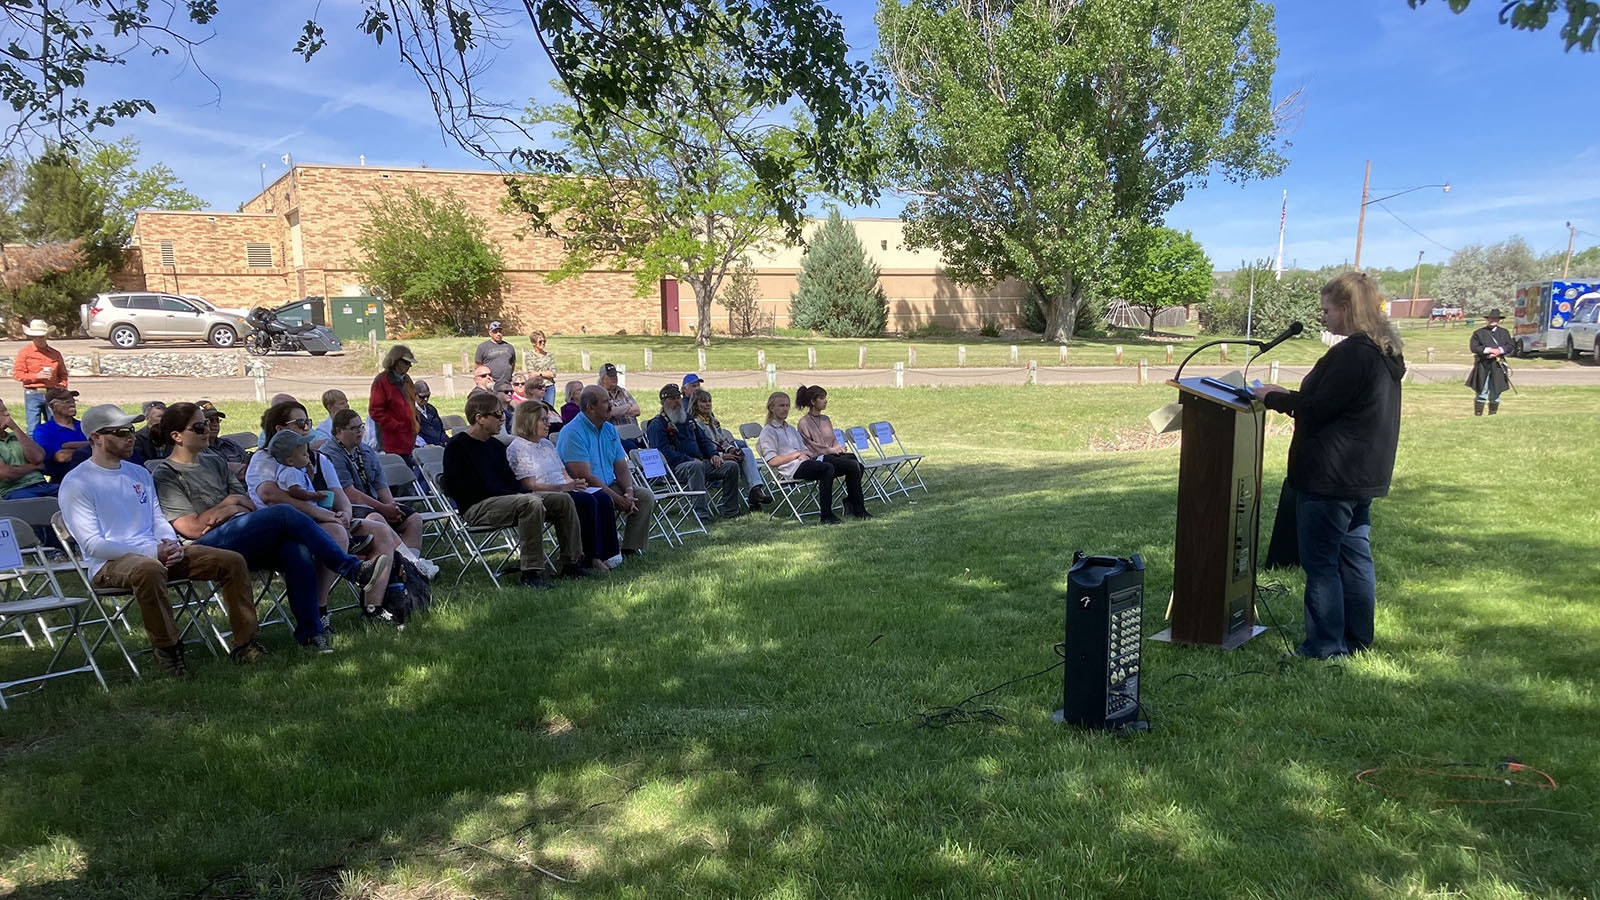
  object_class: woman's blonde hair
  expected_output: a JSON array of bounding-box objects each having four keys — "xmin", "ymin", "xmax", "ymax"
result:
[
  {"xmin": 1323, "ymin": 271, "xmax": 1403, "ymax": 355},
  {"xmin": 511, "ymin": 400, "xmax": 551, "ymax": 440}
]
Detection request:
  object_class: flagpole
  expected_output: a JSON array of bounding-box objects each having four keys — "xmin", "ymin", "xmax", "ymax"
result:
[{"xmin": 1274, "ymin": 190, "xmax": 1287, "ymax": 281}]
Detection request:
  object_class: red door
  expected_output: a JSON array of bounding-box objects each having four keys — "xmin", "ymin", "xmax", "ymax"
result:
[{"xmin": 660, "ymin": 278, "xmax": 680, "ymax": 334}]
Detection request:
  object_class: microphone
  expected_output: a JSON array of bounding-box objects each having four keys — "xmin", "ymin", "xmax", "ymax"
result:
[{"xmin": 1254, "ymin": 321, "xmax": 1304, "ymax": 355}]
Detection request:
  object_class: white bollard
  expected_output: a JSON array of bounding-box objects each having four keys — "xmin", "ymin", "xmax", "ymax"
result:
[
  {"xmin": 1010, "ymin": 344, "xmax": 1018, "ymax": 363},
  {"xmin": 1138, "ymin": 359, "xmax": 1148, "ymax": 385},
  {"xmin": 644, "ymin": 348, "xmax": 653, "ymax": 371},
  {"xmin": 369, "ymin": 330, "xmax": 378, "ymax": 360},
  {"xmin": 908, "ymin": 346, "xmax": 917, "ymax": 366},
  {"xmin": 808, "ymin": 347, "xmax": 816, "ymax": 369},
  {"xmin": 858, "ymin": 346, "xmax": 867, "ymax": 368},
  {"xmin": 766, "ymin": 363, "xmax": 777, "ymax": 389},
  {"xmin": 1059, "ymin": 344, "xmax": 1068, "ymax": 365},
  {"xmin": 581, "ymin": 350, "xmax": 591, "ymax": 371},
  {"xmin": 617, "ymin": 363, "xmax": 628, "ymax": 389},
  {"xmin": 958, "ymin": 346, "xmax": 967, "ymax": 367},
  {"xmin": 1427, "ymin": 347, "xmax": 1435, "ymax": 363},
  {"xmin": 894, "ymin": 361, "xmax": 904, "ymax": 388},
  {"xmin": 1220, "ymin": 343, "xmax": 1229, "ymax": 364},
  {"xmin": 1166, "ymin": 345, "xmax": 1174, "ymax": 364},
  {"xmin": 1270, "ymin": 360, "xmax": 1280, "ymax": 382},
  {"xmin": 697, "ymin": 348, "xmax": 706, "ymax": 372},
  {"xmin": 250, "ymin": 360, "xmax": 267, "ymax": 402},
  {"xmin": 442, "ymin": 363, "xmax": 456, "ymax": 398},
  {"xmin": 462, "ymin": 349, "xmax": 470, "ymax": 370},
  {"xmin": 1115, "ymin": 346, "xmax": 1124, "ymax": 365},
  {"xmin": 758, "ymin": 349, "xmax": 765, "ymax": 367},
  {"xmin": 1027, "ymin": 360, "xmax": 1037, "ymax": 385}
]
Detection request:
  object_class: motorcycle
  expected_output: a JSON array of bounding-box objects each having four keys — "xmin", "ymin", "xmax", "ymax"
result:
[{"xmin": 244, "ymin": 306, "xmax": 343, "ymax": 356}]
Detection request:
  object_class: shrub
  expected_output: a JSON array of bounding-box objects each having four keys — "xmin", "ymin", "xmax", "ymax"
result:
[
  {"xmin": 979, "ymin": 317, "xmax": 1000, "ymax": 337},
  {"xmin": 789, "ymin": 210, "xmax": 888, "ymax": 337}
]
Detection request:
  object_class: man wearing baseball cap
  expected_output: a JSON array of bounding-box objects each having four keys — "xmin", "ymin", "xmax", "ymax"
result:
[
  {"xmin": 646, "ymin": 382, "xmax": 741, "ymax": 519},
  {"xmin": 59, "ymin": 404, "xmax": 264, "ymax": 674},
  {"xmin": 32, "ymin": 386, "xmax": 87, "ymax": 482},
  {"xmin": 598, "ymin": 362, "xmax": 642, "ymax": 447},
  {"xmin": 12, "ymin": 319, "xmax": 67, "ymax": 429},
  {"xmin": 475, "ymin": 320, "xmax": 518, "ymax": 384},
  {"xmin": 680, "ymin": 372, "xmax": 703, "ymax": 405}
]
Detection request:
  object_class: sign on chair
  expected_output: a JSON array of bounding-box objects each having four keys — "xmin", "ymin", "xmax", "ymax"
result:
[{"xmin": 0, "ymin": 519, "xmax": 24, "ymax": 571}]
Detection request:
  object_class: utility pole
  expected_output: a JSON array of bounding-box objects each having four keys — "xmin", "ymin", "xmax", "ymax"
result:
[
  {"xmin": 1411, "ymin": 250, "xmax": 1425, "ymax": 303},
  {"xmin": 1564, "ymin": 221, "xmax": 1576, "ymax": 279},
  {"xmin": 1354, "ymin": 160, "xmax": 1372, "ymax": 271}
]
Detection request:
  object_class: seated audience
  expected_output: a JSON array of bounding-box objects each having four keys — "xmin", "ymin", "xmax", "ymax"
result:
[
  {"xmin": 468, "ymin": 365, "xmax": 495, "ymax": 398},
  {"xmin": 645, "ymin": 383, "xmax": 741, "ymax": 519},
  {"xmin": 509, "ymin": 401, "xmax": 622, "ymax": 571},
  {"xmin": 197, "ymin": 400, "xmax": 249, "ymax": 478},
  {"xmin": 758, "ymin": 391, "xmax": 863, "ymax": 525},
  {"xmin": 690, "ymin": 388, "xmax": 768, "ymax": 511},
  {"xmin": 441, "ymin": 392, "xmax": 586, "ymax": 588},
  {"xmin": 415, "ymin": 380, "xmax": 447, "ymax": 447},
  {"xmin": 33, "ymin": 386, "xmax": 88, "ymax": 482},
  {"xmin": 152, "ymin": 402, "xmax": 389, "ymax": 653},
  {"xmin": 560, "ymin": 380, "xmax": 584, "ymax": 424},
  {"xmin": 556, "ymin": 385, "xmax": 655, "ymax": 556},
  {"xmin": 0, "ymin": 398, "xmax": 56, "ymax": 499},
  {"xmin": 510, "ymin": 372, "xmax": 530, "ymax": 405},
  {"xmin": 133, "ymin": 401, "xmax": 168, "ymax": 462},
  {"xmin": 321, "ymin": 407, "xmax": 436, "ymax": 577},
  {"xmin": 599, "ymin": 363, "xmax": 643, "ymax": 448},
  {"xmin": 60, "ymin": 404, "xmax": 263, "ymax": 675},
  {"xmin": 794, "ymin": 384, "xmax": 870, "ymax": 519}
]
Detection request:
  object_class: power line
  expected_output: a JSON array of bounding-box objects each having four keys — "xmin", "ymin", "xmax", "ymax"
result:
[{"xmin": 1374, "ymin": 201, "xmax": 1457, "ymax": 255}]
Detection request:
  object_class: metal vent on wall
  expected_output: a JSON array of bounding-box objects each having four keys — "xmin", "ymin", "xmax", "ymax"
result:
[
  {"xmin": 245, "ymin": 243, "xmax": 274, "ymax": 268},
  {"xmin": 159, "ymin": 240, "xmax": 176, "ymax": 268}
]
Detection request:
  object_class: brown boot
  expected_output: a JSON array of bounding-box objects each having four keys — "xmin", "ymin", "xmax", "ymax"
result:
[
  {"xmin": 1474, "ymin": 401, "xmax": 1485, "ymax": 416},
  {"xmin": 1488, "ymin": 401, "xmax": 1499, "ymax": 415}
]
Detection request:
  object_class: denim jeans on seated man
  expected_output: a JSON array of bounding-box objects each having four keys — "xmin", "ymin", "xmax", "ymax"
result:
[
  {"xmin": 195, "ymin": 504, "xmax": 369, "ymax": 644},
  {"xmin": 1295, "ymin": 492, "xmax": 1375, "ymax": 660}
]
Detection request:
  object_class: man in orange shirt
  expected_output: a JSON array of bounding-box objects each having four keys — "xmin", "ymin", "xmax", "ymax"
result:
[{"xmin": 12, "ymin": 319, "xmax": 68, "ymax": 429}]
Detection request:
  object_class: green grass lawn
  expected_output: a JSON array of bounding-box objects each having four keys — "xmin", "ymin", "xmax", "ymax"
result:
[
  {"xmin": 3, "ymin": 383, "xmax": 1598, "ymax": 899},
  {"xmin": 354, "ymin": 323, "xmax": 1544, "ymax": 379}
]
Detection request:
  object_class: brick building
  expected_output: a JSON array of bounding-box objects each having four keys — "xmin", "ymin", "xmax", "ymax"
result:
[{"xmin": 126, "ymin": 163, "xmax": 1024, "ymax": 335}]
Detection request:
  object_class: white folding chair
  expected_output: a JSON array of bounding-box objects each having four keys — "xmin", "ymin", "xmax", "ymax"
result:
[
  {"xmin": 737, "ymin": 423, "xmax": 825, "ymax": 523},
  {"xmin": 440, "ymin": 415, "xmax": 469, "ymax": 436},
  {"xmin": 424, "ymin": 462, "xmax": 537, "ymax": 588},
  {"xmin": 844, "ymin": 426, "xmax": 899, "ymax": 504},
  {"xmin": 628, "ymin": 449, "xmax": 707, "ymax": 545},
  {"xmin": 615, "ymin": 422, "xmax": 645, "ymax": 447},
  {"xmin": 379, "ymin": 455, "xmax": 459, "ymax": 565},
  {"xmin": 0, "ymin": 516, "xmax": 108, "ymax": 709}
]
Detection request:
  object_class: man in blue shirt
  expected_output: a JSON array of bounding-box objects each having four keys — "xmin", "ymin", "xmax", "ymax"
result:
[
  {"xmin": 31, "ymin": 386, "xmax": 88, "ymax": 482},
  {"xmin": 556, "ymin": 385, "xmax": 654, "ymax": 556}
]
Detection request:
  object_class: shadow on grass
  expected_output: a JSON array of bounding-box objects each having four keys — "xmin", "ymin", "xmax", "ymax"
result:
[{"xmin": 2, "ymin": 449, "xmax": 1597, "ymax": 898}]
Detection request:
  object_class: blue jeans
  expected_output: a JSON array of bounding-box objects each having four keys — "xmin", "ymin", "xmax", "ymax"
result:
[
  {"xmin": 1295, "ymin": 492, "xmax": 1375, "ymax": 659},
  {"xmin": 4, "ymin": 481, "xmax": 58, "ymax": 499},
  {"xmin": 196, "ymin": 504, "xmax": 362, "ymax": 643},
  {"xmin": 23, "ymin": 390, "xmax": 46, "ymax": 430}
]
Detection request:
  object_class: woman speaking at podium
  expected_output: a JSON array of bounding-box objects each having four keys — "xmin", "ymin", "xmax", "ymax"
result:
[{"xmin": 1251, "ymin": 272, "xmax": 1406, "ymax": 659}]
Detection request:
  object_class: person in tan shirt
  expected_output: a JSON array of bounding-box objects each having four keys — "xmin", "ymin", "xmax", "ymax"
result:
[
  {"xmin": 12, "ymin": 319, "xmax": 67, "ymax": 429},
  {"xmin": 792, "ymin": 384, "xmax": 870, "ymax": 519}
]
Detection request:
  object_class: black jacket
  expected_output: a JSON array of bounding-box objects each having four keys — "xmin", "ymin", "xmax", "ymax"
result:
[{"xmin": 1262, "ymin": 332, "xmax": 1405, "ymax": 500}]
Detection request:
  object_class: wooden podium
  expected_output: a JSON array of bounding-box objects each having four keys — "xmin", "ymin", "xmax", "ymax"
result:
[{"xmin": 1151, "ymin": 377, "xmax": 1268, "ymax": 650}]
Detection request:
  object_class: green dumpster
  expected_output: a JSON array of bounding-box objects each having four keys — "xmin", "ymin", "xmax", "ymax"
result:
[{"xmin": 329, "ymin": 296, "xmax": 386, "ymax": 342}]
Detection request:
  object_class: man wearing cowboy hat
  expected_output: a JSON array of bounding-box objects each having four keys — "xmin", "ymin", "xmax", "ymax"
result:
[
  {"xmin": 11, "ymin": 319, "xmax": 68, "ymax": 429},
  {"xmin": 1467, "ymin": 308, "xmax": 1514, "ymax": 415}
]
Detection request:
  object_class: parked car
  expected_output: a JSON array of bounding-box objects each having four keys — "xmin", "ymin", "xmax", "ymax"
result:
[
  {"xmin": 1567, "ymin": 291, "xmax": 1600, "ymax": 362},
  {"xmin": 180, "ymin": 294, "xmax": 253, "ymax": 321},
  {"xmin": 80, "ymin": 292, "xmax": 252, "ymax": 349}
]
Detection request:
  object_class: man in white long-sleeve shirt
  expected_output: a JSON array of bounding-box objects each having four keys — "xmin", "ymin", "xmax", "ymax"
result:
[{"xmin": 59, "ymin": 404, "xmax": 263, "ymax": 676}]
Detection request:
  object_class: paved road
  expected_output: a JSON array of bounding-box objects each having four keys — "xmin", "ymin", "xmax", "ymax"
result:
[{"xmin": 9, "ymin": 360, "xmax": 1595, "ymax": 406}]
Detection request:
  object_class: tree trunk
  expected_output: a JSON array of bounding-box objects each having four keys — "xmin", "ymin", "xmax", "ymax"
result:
[
  {"xmin": 1040, "ymin": 277, "xmax": 1082, "ymax": 344},
  {"xmin": 684, "ymin": 275, "xmax": 714, "ymax": 348}
]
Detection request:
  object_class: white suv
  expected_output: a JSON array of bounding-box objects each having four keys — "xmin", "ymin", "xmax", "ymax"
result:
[
  {"xmin": 1566, "ymin": 292, "xmax": 1600, "ymax": 362},
  {"xmin": 81, "ymin": 292, "xmax": 252, "ymax": 349}
]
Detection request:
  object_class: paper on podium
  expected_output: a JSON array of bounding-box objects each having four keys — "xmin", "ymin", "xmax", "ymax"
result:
[{"xmin": 1149, "ymin": 370, "xmax": 1252, "ymax": 433}]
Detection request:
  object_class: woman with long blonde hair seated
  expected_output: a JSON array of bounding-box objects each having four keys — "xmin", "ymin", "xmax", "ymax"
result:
[
  {"xmin": 757, "ymin": 390, "xmax": 868, "ymax": 525},
  {"xmin": 508, "ymin": 400, "xmax": 622, "ymax": 569}
]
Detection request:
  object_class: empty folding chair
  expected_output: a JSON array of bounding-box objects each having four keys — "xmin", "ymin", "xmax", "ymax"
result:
[
  {"xmin": 440, "ymin": 415, "xmax": 470, "ymax": 436},
  {"xmin": 843, "ymin": 426, "xmax": 897, "ymax": 505},
  {"xmin": 869, "ymin": 421, "xmax": 927, "ymax": 495},
  {"xmin": 628, "ymin": 448, "xmax": 708, "ymax": 545},
  {"xmin": 0, "ymin": 517, "xmax": 108, "ymax": 709},
  {"xmin": 380, "ymin": 457, "xmax": 459, "ymax": 565}
]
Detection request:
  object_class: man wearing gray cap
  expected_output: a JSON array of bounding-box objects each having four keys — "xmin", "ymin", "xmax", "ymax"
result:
[
  {"xmin": 475, "ymin": 320, "xmax": 518, "ymax": 384},
  {"xmin": 59, "ymin": 404, "xmax": 264, "ymax": 675}
]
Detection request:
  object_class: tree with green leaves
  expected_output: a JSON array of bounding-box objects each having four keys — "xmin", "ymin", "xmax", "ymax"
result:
[
  {"xmin": 352, "ymin": 187, "xmax": 508, "ymax": 335},
  {"xmin": 509, "ymin": 40, "xmax": 792, "ymax": 348},
  {"xmin": 1407, "ymin": 0, "xmax": 1599, "ymax": 52},
  {"xmin": 1435, "ymin": 237, "xmax": 1547, "ymax": 313},
  {"xmin": 0, "ymin": 1, "xmax": 884, "ymax": 232},
  {"xmin": 1204, "ymin": 261, "xmax": 1322, "ymax": 339},
  {"xmin": 720, "ymin": 260, "xmax": 764, "ymax": 337},
  {"xmin": 879, "ymin": 0, "xmax": 1287, "ymax": 343},
  {"xmin": 1112, "ymin": 227, "xmax": 1212, "ymax": 335},
  {"xmin": 789, "ymin": 210, "xmax": 888, "ymax": 338},
  {"xmin": 5, "ymin": 149, "xmax": 114, "ymax": 330},
  {"xmin": 78, "ymin": 137, "xmax": 205, "ymax": 246}
]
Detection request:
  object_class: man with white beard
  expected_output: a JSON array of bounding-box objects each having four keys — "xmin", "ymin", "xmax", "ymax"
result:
[{"xmin": 644, "ymin": 382, "xmax": 742, "ymax": 519}]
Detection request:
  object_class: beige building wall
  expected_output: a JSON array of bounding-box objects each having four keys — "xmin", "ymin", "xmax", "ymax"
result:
[{"xmin": 129, "ymin": 166, "xmax": 1025, "ymax": 336}]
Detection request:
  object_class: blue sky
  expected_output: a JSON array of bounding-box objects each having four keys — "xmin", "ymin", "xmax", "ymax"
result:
[{"xmin": 81, "ymin": 0, "xmax": 1600, "ymax": 273}]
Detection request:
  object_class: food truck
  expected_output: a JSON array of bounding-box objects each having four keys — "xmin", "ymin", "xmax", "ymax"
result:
[{"xmin": 1511, "ymin": 280, "xmax": 1600, "ymax": 357}]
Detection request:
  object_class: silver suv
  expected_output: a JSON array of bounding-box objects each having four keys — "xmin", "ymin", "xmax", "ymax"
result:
[{"xmin": 81, "ymin": 292, "xmax": 252, "ymax": 349}]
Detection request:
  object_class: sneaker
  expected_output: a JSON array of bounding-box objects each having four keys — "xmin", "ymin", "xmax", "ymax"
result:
[
  {"xmin": 319, "ymin": 611, "xmax": 335, "ymax": 636},
  {"xmin": 348, "ymin": 532, "xmax": 376, "ymax": 555},
  {"xmin": 519, "ymin": 569, "xmax": 554, "ymax": 589},
  {"xmin": 353, "ymin": 555, "xmax": 393, "ymax": 609},
  {"xmin": 604, "ymin": 553, "xmax": 626, "ymax": 569},
  {"xmin": 363, "ymin": 604, "xmax": 403, "ymax": 628},
  {"xmin": 558, "ymin": 562, "xmax": 593, "ymax": 579},
  {"xmin": 412, "ymin": 556, "xmax": 440, "ymax": 580},
  {"xmin": 153, "ymin": 642, "xmax": 191, "ymax": 678},
  {"xmin": 301, "ymin": 633, "xmax": 335, "ymax": 654},
  {"xmin": 230, "ymin": 639, "xmax": 269, "ymax": 665}
]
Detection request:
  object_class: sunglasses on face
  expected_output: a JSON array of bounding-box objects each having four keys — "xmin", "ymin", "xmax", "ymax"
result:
[
  {"xmin": 480, "ymin": 410, "xmax": 504, "ymax": 420},
  {"xmin": 417, "ymin": 394, "xmax": 430, "ymax": 400},
  {"xmin": 185, "ymin": 422, "xmax": 210, "ymax": 435},
  {"xmin": 289, "ymin": 418, "xmax": 313, "ymax": 429},
  {"xmin": 475, "ymin": 373, "xmax": 493, "ymax": 380},
  {"xmin": 96, "ymin": 427, "xmax": 136, "ymax": 439},
  {"xmin": 512, "ymin": 380, "xmax": 526, "ymax": 386}
]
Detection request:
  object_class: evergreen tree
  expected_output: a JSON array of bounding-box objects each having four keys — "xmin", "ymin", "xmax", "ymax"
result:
[
  {"xmin": 789, "ymin": 211, "xmax": 888, "ymax": 337},
  {"xmin": 6, "ymin": 149, "xmax": 113, "ymax": 331}
]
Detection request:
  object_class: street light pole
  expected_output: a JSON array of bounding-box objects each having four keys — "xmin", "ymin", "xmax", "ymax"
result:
[
  {"xmin": 1411, "ymin": 250, "xmax": 1424, "ymax": 304},
  {"xmin": 1353, "ymin": 160, "xmax": 1449, "ymax": 272},
  {"xmin": 1564, "ymin": 221, "xmax": 1576, "ymax": 279}
]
